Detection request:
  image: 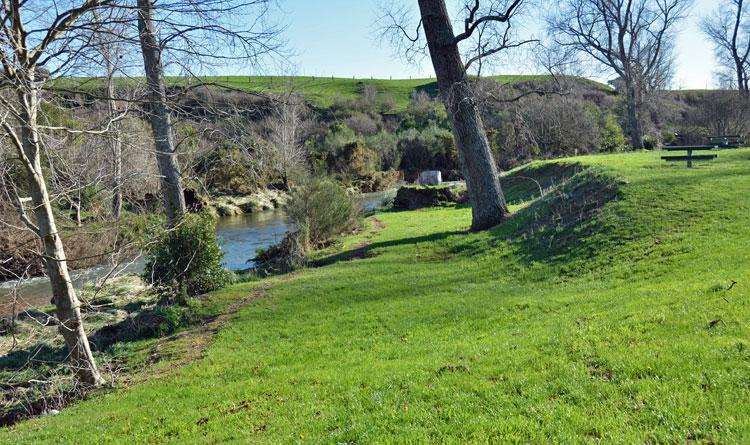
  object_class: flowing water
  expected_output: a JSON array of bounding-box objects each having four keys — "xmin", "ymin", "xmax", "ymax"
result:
[{"xmin": 0, "ymin": 190, "xmax": 395, "ymax": 316}]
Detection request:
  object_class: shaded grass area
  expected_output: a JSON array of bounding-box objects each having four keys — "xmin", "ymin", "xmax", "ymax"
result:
[
  {"xmin": 0, "ymin": 274, "xmax": 272, "ymax": 426},
  {"xmin": 3, "ymin": 150, "xmax": 750, "ymax": 443}
]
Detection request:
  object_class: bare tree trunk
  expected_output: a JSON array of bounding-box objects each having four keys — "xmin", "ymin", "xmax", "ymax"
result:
[
  {"xmin": 417, "ymin": 0, "xmax": 508, "ymax": 231},
  {"xmin": 732, "ymin": 0, "xmax": 749, "ymax": 97},
  {"xmin": 104, "ymin": 69, "xmax": 123, "ymax": 219},
  {"xmin": 111, "ymin": 129, "xmax": 123, "ymax": 218},
  {"xmin": 137, "ymin": 0, "xmax": 186, "ymax": 225},
  {"xmin": 625, "ymin": 82, "xmax": 644, "ymax": 149},
  {"xmin": 17, "ymin": 87, "xmax": 104, "ymax": 386}
]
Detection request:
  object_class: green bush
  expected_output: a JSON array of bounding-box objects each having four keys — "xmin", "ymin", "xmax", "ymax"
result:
[
  {"xmin": 600, "ymin": 114, "xmax": 627, "ymax": 152},
  {"xmin": 365, "ymin": 131, "xmax": 400, "ymax": 170},
  {"xmin": 337, "ymin": 140, "xmax": 380, "ymax": 180},
  {"xmin": 662, "ymin": 130, "xmax": 677, "ymax": 146},
  {"xmin": 286, "ymin": 176, "xmax": 361, "ymax": 248},
  {"xmin": 195, "ymin": 144, "xmax": 261, "ymax": 194},
  {"xmin": 398, "ymin": 125, "xmax": 458, "ymax": 172},
  {"xmin": 400, "ymin": 91, "xmax": 449, "ymax": 131},
  {"xmin": 143, "ymin": 213, "xmax": 232, "ymax": 301},
  {"xmin": 642, "ymin": 135, "xmax": 659, "ymax": 150}
]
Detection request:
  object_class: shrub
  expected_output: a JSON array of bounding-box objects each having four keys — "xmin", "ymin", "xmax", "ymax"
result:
[
  {"xmin": 343, "ymin": 112, "xmax": 381, "ymax": 136},
  {"xmin": 308, "ymin": 123, "xmax": 358, "ymax": 171},
  {"xmin": 286, "ymin": 176, "xmax": 361, "ymax": 248},
  {"xmin": 520, "ymin": 95, "xmax": 601, "ymax": 156},
  {"xmin": 400, "ymin": 91, "xmax": 449, "ymax": 131},
  {"xmin": 253, "ymin": 231, "xmax": 306, "ymax": 275},
  {"xmin": 365, "ymin": 131, "xmax": 400, "ymax": 170},
  {"xmin": 195, "ymin": 144, "xmax": 261, "ymax": 194},
  {"xmin": 338, "ymin": 141, "xmax": 380, "ymax": 180},
  {"xmin": 662, "ymin": 130, "xmax": 677, "ymax": 146},
  {"xmin": 398, "ymin": 125, "xmax": 458, "ymax": 172},
  {"xmin": 642, "ymin": 135, "xmax": 658, "ymax": 150},
  {"xmin": 143, "ymin": 213, "xmax": 232, "ymax": 302},
  {"xmin": 359, "ymin": 169, "xmax": 401, "ymax": 193},
  {"xmin": 600, "ymin": 114, "xmax": 627, "ymax": 152}
]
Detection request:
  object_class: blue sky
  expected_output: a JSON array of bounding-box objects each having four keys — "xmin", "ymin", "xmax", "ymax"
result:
[{"xmin": 271, "ymin": 0, "xmax": 716, "ymax": 89}]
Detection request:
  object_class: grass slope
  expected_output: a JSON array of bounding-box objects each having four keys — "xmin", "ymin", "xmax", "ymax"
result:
[
  {"xmin": 193, "ymin": 75, "xmax": 551, "ymax": 110},
  {"xmin": 56, "ymin": 75, "xmax": 610, "ymax": 111},
  {"xmin": 3, "ymin": 150, "xmax": 750, "ymax": 443}
]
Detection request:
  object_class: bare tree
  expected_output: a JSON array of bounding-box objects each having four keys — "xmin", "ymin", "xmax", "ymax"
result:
[
  {"xmin": 133, "ymin": 0, "xmax": 285, "ymax": 225},
  {"xmin": 93, "ymin": 7, "xmax": 131, "ymax": 219},
  {"xmin": 136, "ymin": 0, "xmax": 186, "ymax": 225},
  {"xmin": 549, "ymin": 0, "xmax": 692, "ymax": 149},
  {"xmin": 0, "ymin": 1, "xmax": 114, "ymax": 386},
  {"xmin": 264, "ymin": 94, "xmax": 309, "ymax": 187},
  {"xmin": 381, "ymin": 0, "xmax": 533, "ymax": 230},
  {"xmin": 702, "ymin": 0, "xmax": 750, "ymax": 95}
]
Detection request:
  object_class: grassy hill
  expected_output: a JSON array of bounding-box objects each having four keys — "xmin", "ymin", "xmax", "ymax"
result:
[
  {"xmin": 3, "ymin": 150, "xmax": 749, "ymax": 443},
  {"xmin": 189, "ymin": 75, "xmax": 555, "ymax": 110},
  {"xmin": 56, "ymin": 75, "xmax": 611, "ymax": 111}
]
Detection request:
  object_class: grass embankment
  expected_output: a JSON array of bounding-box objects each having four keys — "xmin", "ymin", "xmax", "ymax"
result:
[
  {"xmin": 3, "ymin": 150, "xmax": 750, "ymax": 443},
  {"xmin": 55, "ymin": 75, "xmax": 611, "ymax": 111}
]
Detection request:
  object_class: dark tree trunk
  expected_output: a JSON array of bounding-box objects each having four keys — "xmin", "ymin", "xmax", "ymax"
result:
[
  {"xmin": 732, "ymin": 0, "xmax": 749, "ymax": 96},
  {"xmin": 137, "ymin": 0, "xmax": 186, "ymax": 225},
  {"xmin": 625, "ymin": 82, "xmax": 644, "ymax": 149},
  {"xmin": 417, "ymin": 0, "xmax": 508, "ymax": 231}
]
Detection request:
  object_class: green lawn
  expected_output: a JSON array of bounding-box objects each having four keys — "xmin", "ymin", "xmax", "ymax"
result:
[{"xmin": 3, "ymin": 150, "xmax": 750, "ymax": 443}]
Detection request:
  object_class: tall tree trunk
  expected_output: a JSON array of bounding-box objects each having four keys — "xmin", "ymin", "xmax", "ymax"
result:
[
  {"xmin": 417, "ymin": 0, "xmax": 508, "ymax": 231},
  {"xmin": 625, "ymin": 82, "xmax": 644, "ymax": 149},
  {"xmin": 105, "ymin": 65, "xmax": 123, "ymax": 219},
  {"xmin": 17, "ymin": 86, "xmax": 104, "ymax": 386},
  {"xmin": 110, "ymin": 127, "xmax": 123, "ymax": 218},
  {"xmin": 137, "ymin": 0, "xmax": 185, "ymax": 225},
  {"xmin": 732, "ymin": 0, "xmax": 749, "ymax": 97},
  {"xmin": 736, "ymin": 58, "xmax": 746, "ymax": 94}
]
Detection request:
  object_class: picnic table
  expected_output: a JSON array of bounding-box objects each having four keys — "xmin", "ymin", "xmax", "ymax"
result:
[
  {"xmin": 661, "ymin": 145, "xmax": 718, "ymax": 168},
  {"xmin": 708, "ymin": 135, "xmax": 743, "ymax": 148}
]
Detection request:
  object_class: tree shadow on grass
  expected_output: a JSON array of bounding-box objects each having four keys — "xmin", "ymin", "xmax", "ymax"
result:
[
  {"xmin": 311, "ymin": 230, "xmax": 467, "ymax": 268},
  {"xmin": 314, "ymin": 169, "xmax": 623, "ymax": 271},
  {"xmin": 0, "ymin": 342, "xmax": 68, "ymax": 372},
  {"xmin": 0, "ymin": 300, "xmax": 207, "ymax": 426}
]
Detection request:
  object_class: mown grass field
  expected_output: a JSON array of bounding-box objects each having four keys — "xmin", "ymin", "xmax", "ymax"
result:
[
  {"xmin": 54, "ymin": 74, "xmax": 609, "ymax": 111},
  {"xmin": 3, "ymin": 150, "xmax": 749, "ymax": 443}
]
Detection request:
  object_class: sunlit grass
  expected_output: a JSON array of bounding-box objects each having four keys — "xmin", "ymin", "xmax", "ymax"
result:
[
  {"xmin": 3, "ymin": 149, "xmax": 749, "ymax": 443},
  {"xmin": 51, "ymin": 75, "xmax": 610, "ymax": 112}
]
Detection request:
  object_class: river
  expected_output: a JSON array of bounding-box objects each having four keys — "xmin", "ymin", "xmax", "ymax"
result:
[{"xmin": 0, "ymin": 189, "xmax": 395, "ymax": 316}]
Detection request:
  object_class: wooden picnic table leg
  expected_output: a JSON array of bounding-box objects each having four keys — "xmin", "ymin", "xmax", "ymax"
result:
[{"xmin": 687, "ymin": 149, "xmax": 692, "ymax": 168}]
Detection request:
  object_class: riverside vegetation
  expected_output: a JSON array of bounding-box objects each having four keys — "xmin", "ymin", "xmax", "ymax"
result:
[
  {"xmin": 2, "ymin": 149, "xmax": 748, "ymax": 443},
  {"xmin": 2, "ymin": 75, "xmax": 743, "ymax": 280}
]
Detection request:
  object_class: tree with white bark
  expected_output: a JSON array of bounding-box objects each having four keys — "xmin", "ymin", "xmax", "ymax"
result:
[
  {"xmin": 264, "ymin": 94, "xmax": 309, "ymax": 187},
  {"xmin": 0, "ymin": 0, "xmax": 122, "ymax": 387}
]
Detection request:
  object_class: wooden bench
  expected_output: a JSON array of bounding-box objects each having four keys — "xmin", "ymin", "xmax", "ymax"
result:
[
  {"xmin": 661, "ymin": 145, "xmax": 718, "ymax": 168},
  {"xmin": 708, "ymin": 135, "xmax": 743, "ymax": 148}
]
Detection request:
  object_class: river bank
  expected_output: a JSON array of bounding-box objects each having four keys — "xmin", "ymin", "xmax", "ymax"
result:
[
  {"xmin": 0, "ymin": 188, "xmax": 396, "ymax": 318},
  {"xmin": 4, "ymin": 151, "xmax": 750, "ymax": 442},
  {"xmin": 0, "ymin": 187, "xmax": 395, "ymax": 425}
]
